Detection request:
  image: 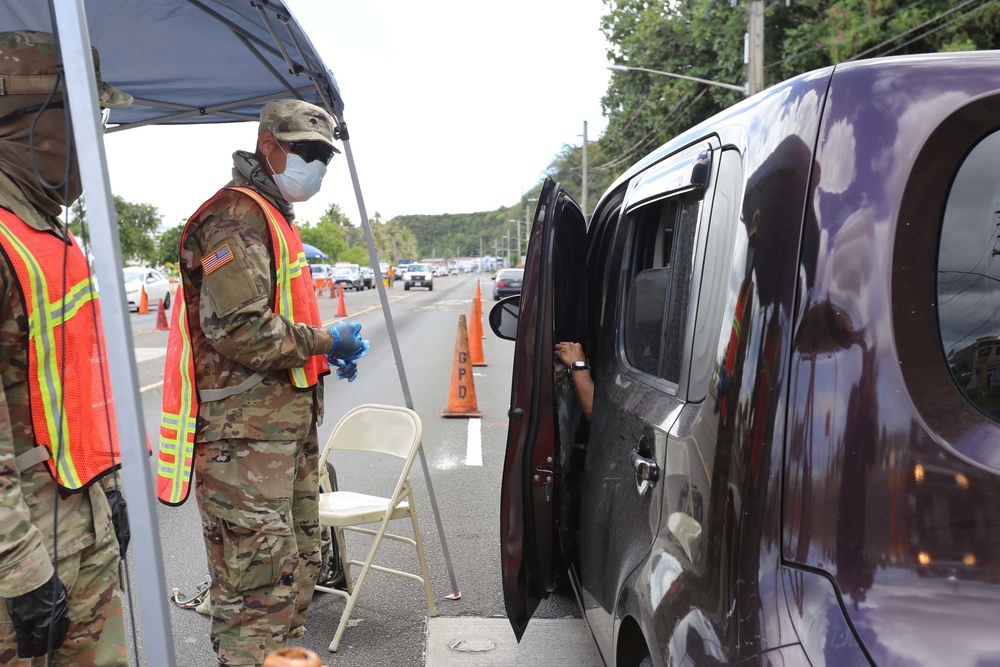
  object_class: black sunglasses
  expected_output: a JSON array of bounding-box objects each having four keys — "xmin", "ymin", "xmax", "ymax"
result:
[
  {"xmin": 289, "ymin": 141, "xmax": 336, "ymax": 166},
  {"xmin": 0, "ymin": 101, "xmax": 66, "ymax": 127}
]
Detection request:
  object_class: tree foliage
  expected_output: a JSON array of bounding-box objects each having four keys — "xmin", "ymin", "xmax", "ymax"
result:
[
  {"xmin": 298, "ymin": 203, "xmax": 348, "ymax": 262},
  {"xmin": 155, "ymin": 223, "xmax": 184, "ymax": 275},
  {"xmin": 70, "ymin": 195, "xmax": 162, "ymax": 266},
  {"xmin": 600, "ymin": 0, "xmax": 1000, "ymax": 163}
]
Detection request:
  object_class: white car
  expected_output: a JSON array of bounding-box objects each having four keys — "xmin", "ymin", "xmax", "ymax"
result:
[
  {"xmin": 123, "ymin": 266, "xmax": 171, "ymax": 312},
  {"xmin": 403, "ymin": 263, "xmax": 434, "ymax": 291}
]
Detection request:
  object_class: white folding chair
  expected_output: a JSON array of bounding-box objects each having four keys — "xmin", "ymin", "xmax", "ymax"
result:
[{"xmin": 314, "ymin": 404, "xmax": 438, "ymax": 652}]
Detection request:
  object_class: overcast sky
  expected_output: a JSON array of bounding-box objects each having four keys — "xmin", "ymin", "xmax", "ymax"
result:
[{"xmin": 101, "ymin": 0, "xmax": 613, "ymax": 228}]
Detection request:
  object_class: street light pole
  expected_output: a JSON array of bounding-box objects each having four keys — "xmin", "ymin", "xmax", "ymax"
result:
[
  {"xmin": 508, "ymin": 220, "xmax": 521, "ymax": 267},
  {"xmin": 608, "ymin": 64, "xmax": 748, "ymax": 95},
  {"xmin": 581, "ymin": 120, "xmax": 588, "ymax": 221}
]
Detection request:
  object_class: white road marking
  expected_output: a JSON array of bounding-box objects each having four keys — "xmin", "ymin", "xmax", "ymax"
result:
[{"xmin": 466, "ymin": 418, "xmax": 482, "ymax": 466}]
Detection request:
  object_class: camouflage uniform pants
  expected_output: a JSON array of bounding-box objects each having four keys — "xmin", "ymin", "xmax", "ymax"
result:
[
  {"xmin": 194, "ymin": 428, "xmax": 321, "ymax": 667},
  {"xmin": 0, "ymin": 531, "xmax": 126, "ymax": 666}
]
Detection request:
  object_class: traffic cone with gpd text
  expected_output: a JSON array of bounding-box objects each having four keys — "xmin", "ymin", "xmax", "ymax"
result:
[
  {"xmin": 442, "ymin": 314, "xmax": 482, "ymax": 418},
  {"xmin": 336, "ymin": 283, "xmax": 347, "ymax": 317},
  {"xmin": 155, "ymin": 298, "xmax": 169, "ymax": 330},
  {"xmin": 468, "ymin": 302, "xmax": 487, "ymax": 366},
  {"xmin": 138, "ymin": 284, "xmax": 149, "ymax": 314}
]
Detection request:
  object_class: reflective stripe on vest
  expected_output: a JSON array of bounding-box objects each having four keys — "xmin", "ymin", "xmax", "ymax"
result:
[
  {"xmin": 0, "ymin": 208, "xmax": 122, "ymax": 491},
  {"xmin": 157, "ymin": 286, "xmax": 196, "ymax": 506},
  {"xmin": 157, "ymin": 186, "xmax": 329, "ymax": 505}
]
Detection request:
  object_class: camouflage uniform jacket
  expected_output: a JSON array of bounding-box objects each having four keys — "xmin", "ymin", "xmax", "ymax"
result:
[
  {"xmin": 181, "ymin": 164, "xmax": 334, "ymax": 443},
  {"xmin": 0, "ymin": 174, "xmax": 115, "ymax": 598}
]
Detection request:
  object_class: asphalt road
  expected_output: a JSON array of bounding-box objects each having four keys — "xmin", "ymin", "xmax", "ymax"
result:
[{"xmin": 116, "ymin": 272, "xmax": 584, "ymax": 666}]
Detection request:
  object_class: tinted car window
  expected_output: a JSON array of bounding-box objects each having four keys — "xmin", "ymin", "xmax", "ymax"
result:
[
  {"xmin": 938, "ymin": 128, "xmax": 1000, "ymax": 421},
  {"xmin": 622, "ymin": 193, "xmax": 700, "ymax": 383}
]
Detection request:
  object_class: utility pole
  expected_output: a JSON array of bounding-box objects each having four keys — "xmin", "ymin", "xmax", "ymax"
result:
[
  {"xmin": 581, "ymin": 120, "xmax": 588, "ymax": 222},
  {"xmin": 747, "ymin": 0, "xmax": 765, "ymax": 95}
]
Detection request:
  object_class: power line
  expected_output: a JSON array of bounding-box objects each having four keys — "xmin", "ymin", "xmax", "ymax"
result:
[
  {"xmin": 877, "ymin": 0, "xmax": 1000, "ymax": 58},
  {"xmin": 767, "ymin": 0, "xmax": 932, "ymax": 70},
  {"xmin": 847, "ymin": 0, "xmax": 984, "ymax": 61}
]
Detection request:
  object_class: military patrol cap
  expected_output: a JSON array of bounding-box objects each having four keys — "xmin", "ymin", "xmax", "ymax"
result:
[
  {"xmin": 259, "ymin": 99, "xmax": 339, "ymax": 153},
  {"xmin": 0, "ymin": 30, "xmax": 132, "ymax": 108}
]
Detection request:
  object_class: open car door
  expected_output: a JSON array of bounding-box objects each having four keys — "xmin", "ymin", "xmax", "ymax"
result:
[{"xmin": 499, "ymin": 178, "xmax": 587, "ymax": 640}]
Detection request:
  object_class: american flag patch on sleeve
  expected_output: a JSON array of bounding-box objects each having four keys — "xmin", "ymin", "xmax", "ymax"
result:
[{"xmin": 202, "ymin": 243, "xmax": 234, "ymax": 274}]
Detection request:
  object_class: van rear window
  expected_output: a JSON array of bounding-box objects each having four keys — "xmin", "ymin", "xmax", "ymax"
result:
[{"xmin": 937, "ymin": 129, "xmax": 1000, "ymax": 421}]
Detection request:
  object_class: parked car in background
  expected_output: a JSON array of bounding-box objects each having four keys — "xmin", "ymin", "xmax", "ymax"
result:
[
  {"xmin": 123, "ymin": 266, "xmax": 170, "ymax": 312},
  {"xmin": 395, "ymin": 262, "xmax": 412, "ymax": 281},
  {"xmin": 402, "ymin": 263, "xmax": 433, "ymax": 291},
  {"xmin": 331, "ymin": 264, "xmax": 362, "ymax": 291},
  {"xmin": 490, "ymin": 52, "xmax": 1000, "ymax": 667},
  {"xmin": 359, "ymin": 266, "xmax": 374, "ymax": 289},
  {"xmin": 492, "ymin": 268, "xmax": 523, "ymax": 301},
  {"xmin": 309, "ymin": 263, "xmax": 333, "ymax": 281}
]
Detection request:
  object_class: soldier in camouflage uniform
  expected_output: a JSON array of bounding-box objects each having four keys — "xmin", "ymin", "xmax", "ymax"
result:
[
  {"xmin": 178, "ymin": 99, "xmax": 365, "ymax": 666},
  {"xmin": 0, "ymin": 31, "xmax": 132, "ymax": 665}
]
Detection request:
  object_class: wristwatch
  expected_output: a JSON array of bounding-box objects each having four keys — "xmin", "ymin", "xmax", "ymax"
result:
[{"xmin": 571, "ymin": 360, "xmax": 590, "ymax": 372}]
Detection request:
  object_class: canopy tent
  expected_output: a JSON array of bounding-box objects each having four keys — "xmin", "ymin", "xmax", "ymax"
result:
[
  {"xmin": 303, "ymin": 242, "xmax": 329, "ymax": 260},
  {"xmin": 5, "ymin": 0, "xmax": 345, "ymax": 129},
  {"xmin": 0, "ymin": 2, "xmax": 457, "ymax": 664}
]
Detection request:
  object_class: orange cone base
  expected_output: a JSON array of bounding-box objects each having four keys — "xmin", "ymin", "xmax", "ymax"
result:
[{"xmin": 442, "ymin": 409, "xmax": 482, "ymax": 418}]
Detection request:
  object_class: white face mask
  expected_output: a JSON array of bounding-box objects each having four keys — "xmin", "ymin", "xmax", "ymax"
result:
[{"xmin": 272, "ymin": 148, "xmax": 327, "ymax": 202}]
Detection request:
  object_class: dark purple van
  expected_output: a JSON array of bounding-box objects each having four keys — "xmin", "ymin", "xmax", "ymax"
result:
[{"xmin": 493, "ymin": 51, "xmax": 1000, "ymax": 666}]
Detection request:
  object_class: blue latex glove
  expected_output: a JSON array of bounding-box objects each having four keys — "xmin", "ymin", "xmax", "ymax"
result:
[
  {"xmin": 333, "ymin": 359, "xmax": 358, "ymax": 382},
  {"xmin": 326, "ymin": 321, "xmax": 365, "ymax": 360},
  {"xmin": 326, "ymin": 321, "xmax": 370, "ymax": 382}
]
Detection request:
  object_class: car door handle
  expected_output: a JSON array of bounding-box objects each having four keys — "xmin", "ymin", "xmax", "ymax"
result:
[{"xmin": 630, "ymin": 451, "xmax": 660, "ymax": 496}]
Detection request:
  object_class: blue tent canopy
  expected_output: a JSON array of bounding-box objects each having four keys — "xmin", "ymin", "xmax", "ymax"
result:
[
  {"xmin": 4, "ymin": 1, "xmax": 345, "ymax": 131},
  {"xmin": 303, "ymin": 242, "xmax": 328, "ymax": 260}
]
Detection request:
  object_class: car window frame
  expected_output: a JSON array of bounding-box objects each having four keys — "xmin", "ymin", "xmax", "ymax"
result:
[{"xmin": 610, "ymin": 140, "xmax": 718, "ymax": 397}]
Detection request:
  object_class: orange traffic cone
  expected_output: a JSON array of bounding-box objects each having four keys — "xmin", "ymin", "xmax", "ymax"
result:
[
  {"xmin": 469, "ymin": 302, "xmax": 487, "ymax": 366},
  {"xmin": 336, "ymin": 283, "xmax": 347, "ymax": 317},
  {"xmin": 138, "ymin": 284, "xmax": 149, "ymax": 314},
  {"xmin": 476, "ymin": 287, "xmax": 485, "ymax": 339},
  {"xmin": 263, "ymin": 647, "xmax": 321, "ymax": 667},
  {"xmin": 442, "ymin": 314, "xmax": 482, "ymax": 418},
  {"xmin": 155, "ymin": 298, "xmax": 169, "ymax": 330}
]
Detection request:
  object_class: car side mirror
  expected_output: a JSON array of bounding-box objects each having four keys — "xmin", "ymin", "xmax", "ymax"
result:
[{"xmin": 489, "ymin": 295, "xmax": 520, "ymax": 341}]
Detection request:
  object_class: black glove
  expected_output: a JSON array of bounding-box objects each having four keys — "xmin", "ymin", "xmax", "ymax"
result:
[
  {"xmin": 105, "ymin": 489, "xmax": 130, "ymax": 558},
  {"xmin": 5, "ymin": 573, "xmax": 70, "ymax": 658}
]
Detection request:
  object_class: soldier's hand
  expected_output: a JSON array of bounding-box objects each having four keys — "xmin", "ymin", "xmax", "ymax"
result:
[
  {"xmin": 5, "ymin": 573, "xmax": 70, "ymax": 658},
  {"xmin": 326, "ymin": 322, "xmax": 370, "ymax": 366},
  {"xmin": 326, "ymin": 321, "xmax": 363, "ymax": 358},
  {"xmin": 105, "ymin": 489, "xmax": 130, "ymax": 557},
  {"xmin": 335, "ymin": 360, "xmax": 359, "ymax": 382}
]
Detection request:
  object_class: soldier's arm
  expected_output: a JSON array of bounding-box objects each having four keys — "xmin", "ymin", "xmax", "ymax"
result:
[
  {"xmin": 194, "ymin": 214, "xmax": 334, "ymax": 371},
  {"xmin": 0, "ymin": 267, "xmax": 53, "ymax": 598}
]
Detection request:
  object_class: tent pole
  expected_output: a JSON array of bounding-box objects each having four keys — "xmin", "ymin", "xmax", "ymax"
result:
[
  {"xmin": 336, "ymin": 116, "xmax": 462, "ymax": 600},
  {"xmin": 51, "ymin": 2, "xmax": 177, "ymax": 664}
]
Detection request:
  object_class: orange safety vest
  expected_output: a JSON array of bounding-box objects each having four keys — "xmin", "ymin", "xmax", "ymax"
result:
[
  {"xmin": 0, "ymin": 208, "xmax": 122, "ymax": 491},
  {"xmin": 157, "ymin": 186, "xmax": 329, "ymax": 505}
]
